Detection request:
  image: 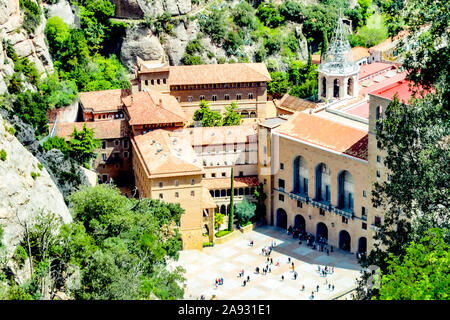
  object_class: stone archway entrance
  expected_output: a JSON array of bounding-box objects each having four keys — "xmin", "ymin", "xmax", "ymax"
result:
[
  {"xmin": 294, "ymin": 214, "xmax": 306, "ymax": 232},
  {"xmin": 316, "ymin": 222, "xmax": 328, "ymax": 240},
  {"xmin": 358, "ymin": 237, "xmax": 367, "ymax": 254},
  {"xmin": 339, "ymin": 230, "xmax": 351, "ymax": 251},
  {"xmin": 276, "ymin": 208, "xmax": 287, "ymax": 229}
]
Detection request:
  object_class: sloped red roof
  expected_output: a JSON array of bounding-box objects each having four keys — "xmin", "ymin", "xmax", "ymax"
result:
[
  {"xmin": 122, "ymin": 91, "xmax": 187, "ymax": 126},
  {"xmin": 203, "ymin": 176, "xmax": 260, "ymax": 190},
  {"xmin": 275, "ymin": 112, "xmax": 368, "ymax": 161},
  {"xmin": 50, "ymin": 120, "xmax": 130, "ymax": 140},
  {"xmin": 79, "ymin": 89, "xmax": 126, "ymax": 113}
]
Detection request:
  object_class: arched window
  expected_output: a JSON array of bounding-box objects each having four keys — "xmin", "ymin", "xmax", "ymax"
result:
[
  {"xmin": 293, "ymin": 156, "xmax": 309, "ymax": 195},
  {"xmin": 322, "ymin": 77, "xmax": 327, "ymax": 97},
  {"xmin": 338, "ymin": 170, "xmax": 354, "ymax": 211},
  {"xmin": 347, "ymin": 78, "xmax": 353, "ymax": 96},
  {"xmin": 333, "ymin": 79, "xmax": 340, "ymax": 98},
  {"xmin": 315, "ymin": 163, "xmax": 331, "ymax": 202}
]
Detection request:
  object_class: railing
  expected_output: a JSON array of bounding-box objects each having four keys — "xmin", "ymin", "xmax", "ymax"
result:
[
  {"xmin": 288, "ymin": 192, "xmax": 310, "ymax": 204},
  {"xmin": 310, "ymin": 199, "xmax": 332, "ymax": 211},
  {"xmin": 332, "ymin": 207, "xmax": 354, "ymax": 219}
]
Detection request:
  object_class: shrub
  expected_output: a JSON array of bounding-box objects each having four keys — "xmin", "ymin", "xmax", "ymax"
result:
[
  {"xmin": 198, "ymin": 9, "xmax": 228, "ymax": 44},
  {"xmin": 215, "ymin": 230, "xmax": 232, "ymax": 238},
  {"xmin": 19, "ymin": 0, "xmax": 42, "ymax": 34},
  {"xmin": 31, "ymin": 171, "xmax": 40, "ymax": 180},
  {"xmin": 37, "ymin": 163, "xmax": 43, "ymax": 171},
  {"xmin": 203, "ymin": 242, "xmax": 213, "ymax": 247},
  {"xmin": 235, "ymin": 200, "xmax": 256, "ymax": 226},
  {"xmin": 13, "ymin": 245, "xmax": 28, "ymax": 268},
  {"xmin": 12, "ymin": 91, "xmax": 48, "ymax": 136},
  {"xmin": 256, "ymin": 1, "xmax": 285, "ymax": 28},
  {"xmin": 0, "ymin": 149, "xmax": 6, "ymax": 161},
  {"xmin": 14, "ymin": 57, "xmax": 40, "ymax": 86}
]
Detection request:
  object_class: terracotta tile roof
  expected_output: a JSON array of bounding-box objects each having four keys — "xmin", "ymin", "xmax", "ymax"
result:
[
  {"xmin": 166, "ymin": 63, "xmax": 271, "ymax": 85},
  {"xmin": 50, "ymin": 120, "xmax": 130, "ymax": 140},
  {"xmin": 122, "ymin": 90, "xmax": 187, "ymax": 126},
  {"xmin": 276, "ymin": 93, "xmax": 317, "ymax": 113},
  {"xmin": 132, "ymin": 129, "xmax": 203, "ymax": 178},
  {"xmin": 79, "ymin": 89, "xmax": 126, "ymax": 113},
  {"xmin": 178, "ymin": 125, "xmax": 257, "ymax": 146},
  {"xmin": 202, "ymin": 187, "xmax": 217, "ymax": 209},
  {"xmin": 351, "ymin": 47, "xmax": 370, "ymax": 61},
  {"xmin": 203, "ymin": 176, "xmax": 260, "ymax": 190},
  {"xmin": 274, "ymin": 112, "xmax": 368, "ymax": 161}
]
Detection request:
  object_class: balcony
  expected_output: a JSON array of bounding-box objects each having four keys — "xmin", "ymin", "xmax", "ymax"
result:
[
  {"xmin": 310, "ymin": 198, "xmax": 332, "ymax": 211},
  {"xmin": 288, "ymin": 192, "xmax": 310, "ymax": 204},
  {"xmin": 332, "ymin": 207, "xmax": 354, "ymax": 219}
]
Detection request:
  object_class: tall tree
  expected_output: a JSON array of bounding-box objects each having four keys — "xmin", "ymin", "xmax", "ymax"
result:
[
  {"xmin": 193, "ymin": 100, "xmax": 222, "ymax": 127},
  {"xmin": 357, "ymin": 0, "xmax": 450, "ymax": 300},
  {"xmin": 69, "ymin": 124, "xmax": 101, "ymax": 168},
  {"xmin": 222, "ymin": 102, "xmax": 242, "ymax": 126}
]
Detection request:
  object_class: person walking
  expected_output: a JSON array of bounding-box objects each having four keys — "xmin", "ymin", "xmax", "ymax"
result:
[
  {"xmin": 316, "ymin": 285, "xmax": 319, "ymax": 292},
  {"xmin": 243, "ymin": 280, "xmax": 247, "ymax": 287},
  {"xmin": 247, "ymin": 275, "xmax": 250, "ymax": 282},
  {"xmin": 281, "ymin": 275, "xmax": 284, "ymax": 281},
  {"xmin": 301, "ymin": 285, "xmax": 305, "ymax": 291},
  {"xmin": 332, "ymin": 284, "xmax": 335, "ymax": 291}
]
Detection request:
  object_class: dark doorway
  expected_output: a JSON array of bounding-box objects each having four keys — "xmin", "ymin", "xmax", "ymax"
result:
[
  {"xmin": 358, "ymin": 237, "xmax": 367, "ymax": 254},
  {"xmin": 294, "ymin": 214, "xmax": 306, "ymax": 232},
  {"xmin": 276, "ymin": 208, "xmax": 288, "ymax": 229},
  {"xmin": 316, "ymin": 222, "xmax": 328, "ymax": 240},
  {"xmin": 339, "ymin": 230, "xmax": 351, "ymax": 251}
]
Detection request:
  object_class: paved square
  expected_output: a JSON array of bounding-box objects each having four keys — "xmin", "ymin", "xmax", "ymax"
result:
[{"xmin": 170, "ymin": 226, "xmax": 362, "ymax": 300}]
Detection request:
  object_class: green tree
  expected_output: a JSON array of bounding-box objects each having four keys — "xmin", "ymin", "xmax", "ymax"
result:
[
  {"xmin": 254, "ymin": 183, "xmax": 267, "ymax": 221},
  {"xmin": 267, "ymin": 71, "xmax": 289, "ymax": 98},
  {"xmin": 193, "ymin": 100, "xmax": 222, "ymax": 127},
  {"xmin": 45, "ymin": 16, "xmax": 70, "ymax": 55},
  {"xmin": 256, "ymin": 1, "xmax": 285, "ymax": 28},
  {"xmin": 358, "ymin": 0, "xmax": 450, "ymax": 300},
  {"xmin": 235, "ymin": 200, "xmax": 256, "ymax": 226},
  {"xmin": 215, "ymin": 212, "xmax": 225, "ymax": 231},
  {"xmin": 198, "ymin": 8, "xmax": 228, "ymax": 44},
  {"xmin": 42, "ymin": 136, "xmax": 71, "ymax": 156},
  {"xmin": 222, "ymin": 102, "xmax": 242, "ymax": 126},
  {"xmin": 375, "ymin": 228, "xmax": 449, "ymax": 300},
  {"xmin": 232, "ymin": 1, "xmax": 257, "ymax": 30},
  {"xmin": 12, "ymin": 91, "xmax": 48, "ymax": 136},
  {"xmin": 279, "ymin": 0, "xmax": 304, "ymax": 23},
  {"xmin": 68, "ymin": 124, "xmax": 101, "ymax": 168},
  {"xmin": 38, "ymin": 73, "xmax": 78, "ymax": 109}
]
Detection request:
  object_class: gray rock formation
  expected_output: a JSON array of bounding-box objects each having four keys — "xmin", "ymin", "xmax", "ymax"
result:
[
  {"xmin": 120, "ymin": 24, "xmax": 165, "ymax": 71},
  {"xmin": 45, "ymin": 0, "xmax": 75, "ymax": 26},
  {"xmin": 0, "ymin": 0, "xmax": 54, "ymax": 93},
  {"xmin": 0, "ymin": 113, "xmax": 72, "ymax": 269}
]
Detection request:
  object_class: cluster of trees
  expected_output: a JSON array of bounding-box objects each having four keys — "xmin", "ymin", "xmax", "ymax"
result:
[
  {"xmin": 193, "ymin": 101, "xmax": 242, "ymax": 127},
  {"xmin": 0, "ymin": 185, "xmax": 186, "ymax": 300},
  {"xmin": 43, "ymin": 124, "xmax": 100, "ymax": 168},
  {"xmin": 358, "ymin": 0, "xmax": 449, "ymax": 300},
  {"xmin": 45, "ymin": 16, "xmax": 129, "ymax": 92},
  {"xmin": 267, "ymin": 59, "xmax": 318, "ymax": 99}
]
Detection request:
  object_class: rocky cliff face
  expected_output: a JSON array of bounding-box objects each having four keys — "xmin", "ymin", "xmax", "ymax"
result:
[
  {"xmin": 0, "ymin": 0, "xmax": 55, "ymax": 94},
  {"xmin": 0, "ymin": 113, "xmax": 72, "ymax": 279},
  {"xmin": 111, "ymin": 0, "xmax": 193, "ymax": 19}
]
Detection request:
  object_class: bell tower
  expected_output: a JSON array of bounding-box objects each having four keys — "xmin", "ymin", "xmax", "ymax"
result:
[{"xmin": 318, "ymin": 12, "xmax": 359, "ymax": 101}]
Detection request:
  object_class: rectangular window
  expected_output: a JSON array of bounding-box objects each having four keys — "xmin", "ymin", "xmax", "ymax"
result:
[
  {"xmin": 174, "ymin": 180, "xmax": 179, "ymax": 186},
  {"xmin": 187, "ymin": 96, "xmax": 193, "ymax": 102},
  {"xmin": 376, "ymin": 170, "xmax": 381, "ymax": 178},
  {"xmin": 236, "ymin": 94, "xmax": 242, "ymax": 100},
  {"xmin": 362, "ymin": 206, "xmax": 366, "ymax": 216},
  {"xmin": 387, "ymin": 173, "xmax": 391, "ymax": 182},
  {"xmin": 191, "ymin": 178, "xmax": 195, "ymax": 185},
  {"xmin": 248, "ymin": 93, "xmax": 254, "ymax": 99},
  {"xmin": 123, "ymin": 151, "xmax": 129, "ymax": 158},
  {"xmin": 263, "ymin": 178, "xmax": 267, "ymax": 185},
  {"xmin": 101, "ymin": 141, "xmax": 106, "ymax": 149},
  {"xmin": 362, "ymin": 223, "xmax": 367, "ymax": 230},
  {"xmin": 102, "ymin": 153, "xmax": 107, "ymax": 161},
  {"xmin": 123, "ymin": 140, "xmax": 129, "ymax": 149},
  {"xmin": 320, "ymin": 208, "xmax": 325, "ymax": 216},
  {"xmin": 297, "ymin": 200, "xmax": 302, "ymax": 208},
  {"xmin": 212, "ymin": 173, "xmax": 216, "ymax": 178},
  {"xmin": 222, "ymin": 172, "xmax": 226, "ymax": 177},
  {"xmin": 159, "ymin": 193, "xmax": 163, "ymax": 199},
  {"xmin": 376, "ymin": 155, "xmax": 381, "ymax": 163},
  {"xmin": 175, "ymin": 192, "xmax": 179, "ymax": 198},
  {"xmin": 375, "ymin": 216, "xmax": 382, "ymax": 226},
  {"xmin": 342, "ymin": 216, "xmax": 348, "ymax": 224},
  {"xmin": 114, "ymin": 140, "xmax": 120, "ymax": 146},
  {"xmin": 239, "ymin": 171, "xmax": 243, "ymax": 177},
  {"xmin": 159, "ymin": 182, "xmax": 163, "ymax": 188},
  {"xmin": 363, "ymin": 190, "xmax": 367, "ymax": 197},
  {"xmin": 191, "ymin": 191, "xmax": 195, "ymax": 197},
  {"xmin": 280, "ymin": 163, "xmax": 284, "ymax": 170},
  {"xmin": 279, "ymin": 194, "xmax": 284, "ymax": 202},
  {"xmin": 278, "ymin": 179, "xmax": 285, "ymax": 190}
]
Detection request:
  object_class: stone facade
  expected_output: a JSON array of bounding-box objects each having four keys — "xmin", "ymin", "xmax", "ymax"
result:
[{"xmin": 270, "ymin": 132, "xmax": 369, "ymax": 254}]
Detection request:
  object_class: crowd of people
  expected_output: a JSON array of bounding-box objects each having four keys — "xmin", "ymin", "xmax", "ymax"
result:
[{"xmin": 206, "ymin": 236, "xmax": 338, "ymax": 300}]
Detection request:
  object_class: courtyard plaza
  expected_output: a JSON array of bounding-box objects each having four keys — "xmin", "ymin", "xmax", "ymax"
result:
[{"xmin": 171, "ymin": 226, "xmax": 362, "ymax": 300}]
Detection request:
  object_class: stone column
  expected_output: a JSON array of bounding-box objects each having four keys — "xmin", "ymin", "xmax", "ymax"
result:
[{"xmin": 339, "ymin": 76, "xmax": 346, "ymax": 99}]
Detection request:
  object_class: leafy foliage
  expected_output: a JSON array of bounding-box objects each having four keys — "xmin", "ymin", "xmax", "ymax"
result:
[
  {"xmin": 256, "ymin": 1, "xmax": 285, "ymax": 28},
  {"xmin": 222, "ymin": 102, "xmax": 242, "ymax": 126},
  {"xmin": 235, "ymin": 200, "xmax": 256, "ymax": 226},
  {"xmin": 68, "ymin": 124, "xmax": 101, "ymax": 168},
  {"xmin": 193, "ymin": 100, "xmax": 223, "ymax": 127},
  {"xmin": 19, "ymin": 0, "xmax": 42, "ymax": 34},
  {"xmin": 198, "ymin": 8, "xmax": 229, "ymax": 44},
  {"xmin": 12, "ymin": 91, "xmax": 48, "ymax": 136},
  {"xmin": 376, "ymin": 228, "xmax": 449, "ymax": 300},
  {"xmin": 38, "ymin": 73, "xmax": 78, "ymax": 109}
]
